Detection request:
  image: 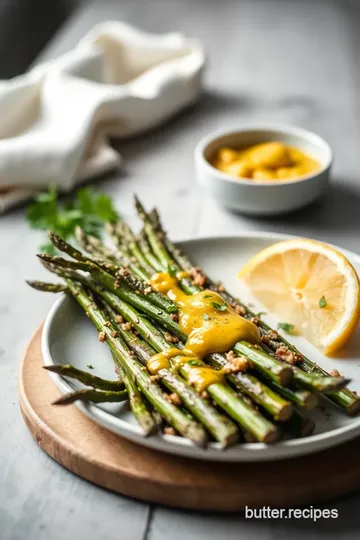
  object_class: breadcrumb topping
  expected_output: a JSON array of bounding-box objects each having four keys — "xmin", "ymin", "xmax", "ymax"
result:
[
  {"xmin": 189, "ymin": 267, "xmax": 206, "ymax": 287},
  {"xmin": 164, "ymin": 332, "xmax": 179, "ymax": 344},
  {"xmin": 163, "ymin": 427, "xmax": 177, "ymax": 436},
  {"xmin": 224, "ymin": 351, "xmax": 249, "ymax": 373},
  {"xmin": 234, "ymin": 304, "xmax": 246, "ymax": 316},
  {"xmin": 275, "ymin": 345, "xmax": 298, "ymax": 365},
  {"xmin": 163, "ymin": 392, "xmax": 181, "ymax": 406}
]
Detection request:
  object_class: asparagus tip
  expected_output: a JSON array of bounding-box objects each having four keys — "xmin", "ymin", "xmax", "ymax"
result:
[
  {"xmin": 133, "ymin": 195, "xmax": 146, "ymax": 217},
  {"xmin": 26, "ymin": 280, "xmax": 68, "ymax": 293}
]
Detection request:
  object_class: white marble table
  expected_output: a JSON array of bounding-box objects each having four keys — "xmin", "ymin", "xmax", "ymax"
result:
[{"xmin": 2, "ymin": 0, "xmax": 360, "ymax": 538}]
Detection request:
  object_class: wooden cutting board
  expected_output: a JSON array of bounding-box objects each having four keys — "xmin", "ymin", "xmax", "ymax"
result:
[{"xmin": 18, "ymin": 325, "xmax": 360, "ymax": 512}]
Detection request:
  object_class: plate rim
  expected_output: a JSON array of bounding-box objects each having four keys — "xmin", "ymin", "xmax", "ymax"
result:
[{"xmin": 41, "ymin": 231, "xmax": 360, "ymax": 462}]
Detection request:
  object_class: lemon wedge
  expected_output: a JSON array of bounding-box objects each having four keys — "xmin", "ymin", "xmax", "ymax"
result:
[{"xmin": 238, "ymin": 239, "xmax": 360, "ymax": 354}]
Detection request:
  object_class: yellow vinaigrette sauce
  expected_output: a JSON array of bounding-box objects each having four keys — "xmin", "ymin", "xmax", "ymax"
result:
[
  {"xmin": 211, "ymin": 141, "xmax": 320, "ymax": 182},
  {"xmin": 147, "ymin": 272, "xmax": 260, "ymax": 392}
]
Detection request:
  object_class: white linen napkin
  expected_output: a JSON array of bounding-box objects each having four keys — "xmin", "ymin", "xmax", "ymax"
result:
[{"xmin": 0, "ymin": 21, "xmax": 205, "ymax": 212}]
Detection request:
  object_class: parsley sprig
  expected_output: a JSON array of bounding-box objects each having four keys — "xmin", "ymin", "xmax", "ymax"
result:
[
  {"xmin": 167, "ymin": 263, "xmax": 177, "ymax": 278},
  {"xmin": 211, "ymin": 302, "xmax": 227, "ymax": 312},
  {"xmin": 27, "ymin": 186, "xmax": 119, "ymax": 253},
  {"xmin": 277, "ymin": 322, "xmax": 295, "ymax": 334}
]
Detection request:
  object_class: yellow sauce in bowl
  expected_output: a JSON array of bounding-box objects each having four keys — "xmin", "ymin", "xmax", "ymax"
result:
[{"xmin": 211, "ymin": 141, "xmax": 321, "ymax": 182}]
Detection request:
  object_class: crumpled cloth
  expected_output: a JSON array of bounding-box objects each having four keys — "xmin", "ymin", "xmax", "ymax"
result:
[{"xmin": 0, "ymin": 21, "xmax": 204, "ymax": 212}]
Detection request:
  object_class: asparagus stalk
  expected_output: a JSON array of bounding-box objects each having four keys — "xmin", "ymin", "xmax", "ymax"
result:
[
  {"xmin": 38, "ymin": 255, "xmax": 183, "ymax": 335},
  {"xmin": 207, "ymin": 353, "xmax": 293, "ymax": 421},
  {"xmin": 48, "ymin": 230, "xmax": 124, "ymax": 277},
  {"xmin": 290, "ymin": 365, "xmax": 350, "ymax": 393},
  {"xmin": 233, "ymin": 342, "xmax": 292, "ymax": 386},
  {"xmin": 108, "ymin": 220, "xmax": 157, "ymax": 275},
  {"xmin": 76, "ymin": 223, "xmax": 296, "ymax": 421},
  {"xmin": 142, "ymin": 202, "xmax": 358, "ymax": 411},
  {"xmin": 264, "ymin": 379, "xmax": 318, "ymax": 411},
  {"xmin": 65, "ymin": 278, "xmax": 208, "ymax": 447},
  {"xmin": 35, "ymin": 243, "xmax": 334, "ymax": 419},
  {"xmin": 30, "ymin": 277, "xmax": 214, "ymax": 440},
  {"xmin": 102, "ymin": 303, "xmax": 240, "ymax": 447},
  {"xmin": 223, "ymin": 370, "xmax": 315, "ymax": 439},
  {"xmin": 116, "ymin": 360, "xmax": 157, "ymax": 436},
  {"xmin": 75, "ymin": 226, "xmax": 150, "ymax": 282},
  {"xmin": 26, "ymin": 281, "xmax": 68, "ymax": 293},
  {"xmin": 32, "ymin": 240, "xmax": 306, "ymax": 442},
  {"xmin": 107, "ymin": 203, "xmax": 347, "ymax": 414},
  {"xmin": 74, "ymin": 226, "xmax": 118, "ymax": 262},
  {"xmin": 137, "ymin": 228, "xmax": 164, "ymax": 273},
  {"xmin": 283, "ymin": 409, "xmax": 316, "ymax": 438},
  {"xmin": 47, "ymin": 232, "xmax": 178, "ymax": 315},
  {"xmin": 30, "ymin": 280, "xmax": 158, "ymax": 436},
  {"xmin": 134, "ymin": 200, "xmax": 295, "ymax": 385},
  {"xmin": 149, "ymin": 208, "xmax": 193, "ymax": 272},
  {"xmin": 156, "ymin": 369, "xmax": 242, "ymax": 445},
  {"xmin": 44, "ymin": 364, "xmax": 125, "ymax": 391},
  {"xmin": 84, "ymin": 280, "xmax": 279, "ymax": 442},
  {"xmin": 53, "ymin": 388, "xmax": 128, "ymax": 405},
  {"xmin": 136, "ymin": 198, "xmax": 198, "ymax": 294},
  {"xmin": 102, "ymin": 254, "xmax": 293, "ymax": 388}
]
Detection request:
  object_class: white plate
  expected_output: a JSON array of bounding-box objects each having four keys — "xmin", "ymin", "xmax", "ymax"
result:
[{"xmin": 42, "ymin": 233, "xmax": 360, "ymax": 462}]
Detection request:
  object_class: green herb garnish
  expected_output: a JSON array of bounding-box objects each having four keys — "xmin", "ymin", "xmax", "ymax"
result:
[
  {"xmin": 319, "ymin": 296, "xmax": 327, "ymax": 309},
  {"xmin": 87, "ymin": 364, "xmax": 94, "ymax": 370},
  {"xmin": 277, "ymin": 322, "xmax": 295, "ymax": 334},
  {"xmin": 211, "ymin": 302, "xmax": 227, "ymax": 312},
  {"xmin": 257, "ymin": 311, "xmax": 267, "ymax": 318},
  {"xmin": 167, "ymin": 263, "xmax": 177, "ymax": 277},
  {"xmin": 203, "ymin": 294, "xmax": 212, "ymax": 298},
  {"xmin": 27, "ymin": 186, "xmax": 119, "ymax": 252},
  {"xmin": 187, "ymin": 359, "xmax": 203, "ymax": 366}
]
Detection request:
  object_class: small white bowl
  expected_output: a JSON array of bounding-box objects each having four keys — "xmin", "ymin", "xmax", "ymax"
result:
[{"xmin": 194, "ymin": 125, "xmax": 333, "ymax": 215}]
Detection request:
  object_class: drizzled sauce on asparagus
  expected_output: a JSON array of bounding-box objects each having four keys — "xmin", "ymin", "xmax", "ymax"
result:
[{"xmin": 148, "ymin": 272, "xmax": 260, "ymax": 391}]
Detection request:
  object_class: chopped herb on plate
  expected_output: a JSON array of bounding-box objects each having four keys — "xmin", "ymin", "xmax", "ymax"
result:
[
  {"xmin": 277, "ymin": 322, "xmax": 295, "ymax": 334},
  {"xmin": 167, "ymin": 263, "xmax": 177, "ymax": 277},
  {"xmin": 211, "ymin": 302, "xmax": 227, "ymax": 311}
]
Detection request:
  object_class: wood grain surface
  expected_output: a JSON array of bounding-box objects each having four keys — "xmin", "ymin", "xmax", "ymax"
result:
[{"xmin": 19, "ymin": 325, "xmax": 360, "ymax": 512}]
